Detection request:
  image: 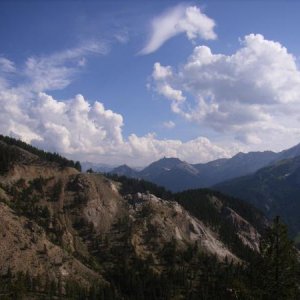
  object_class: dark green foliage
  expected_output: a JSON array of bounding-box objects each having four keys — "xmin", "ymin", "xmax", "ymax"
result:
[
  {"xmin": 50, "ymin": 179, "xmax": 63, "ymax": 202},
  {"xmin": 160, "ymin": 239, "xmax": 177, "ymax": 265},
  {"xmin": 215, "ymin": 155, "xmax": 300, "ymax": 238},
  {"xmin": 174, "ymin": 189, "xmax": 266, "ymax": 261},
  {"xmin": 139, "ymin": 203, "xmax": 153, "ymax": 218},
  {"xmin": 255, "ymin": 217, "xmax": 300, "ymax": 300},
  {"xmin": 5, "ymin": 179, "xmax": 51, "ymax": 228},
  {"xmin": 176, "ymin": 189, "xmax": 266, "ymax": 231},
  {"xmin": 107, "ymin": 258, "xmax": 172, "ymax": 299},
  {"xmin": 73, "ymin": 217, "xmax": 89, "ymax": 230},
  {"xmin": 105, "ymin": 173, "xmax": 173, "ymax": 199},
  {"xmin": 1, "ymin": 160, "xmax": 299, "ymax": 299},
  {"xmin": 30, "ymin": 177, "xmax": 47, "ymax": 193},
  {"xmin": 175, "ymin": 189, "xmax": 220, "ymax": 227},
  {"xmin": 239, "ymin": 218, "xmax": 300, "ymax": 300},
  {"xmin": 0, "ymin": 134, "xmax": 81, "ymax": 171},
  {"xmin": 75, "ymin": 161, "xmax": 82, "ymax": 172},
  {"xmin": 0, "ymin": 142, "xmax": 19, "ymax": 174},
  {"xmin": 0, "ymin": 271, "xmax": 114, "ymax": 300},
  {"xmin": 104, "ymin": 249, "xmax": 256, "ymax": 300},
  {"xmin": 2, "ymin": 207, "xmax": 299, "ymax": 299}
]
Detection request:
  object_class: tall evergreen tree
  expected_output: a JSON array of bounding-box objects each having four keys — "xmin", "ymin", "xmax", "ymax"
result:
[{"xmin": 258, "ymin": 216, "xmax": 300, "ymax": 300}]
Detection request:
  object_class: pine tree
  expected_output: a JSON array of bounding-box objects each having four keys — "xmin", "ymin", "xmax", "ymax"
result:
[
  {"xmin": 75, "ymin": 161, "xmax": 82, "ymax": 172},
  {"xmin": 258, "ymin": 216, "xmax": 300, "ymax": 300}
]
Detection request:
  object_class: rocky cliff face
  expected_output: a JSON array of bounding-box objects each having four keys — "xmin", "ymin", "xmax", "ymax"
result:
[
  {"xmin": 0, "ymin": 202, "xmax": 102, "ymax": 286},
  {"xmin": 222, "ymin": 206, "xmax": 260, "ymax": 252},
  {"xmin": 125, "ymin": 192, "xmax": 238, "ymax": 262},
  {"xmin": 0, "ymin": 139, "xmax": 265, "ymax": 296}
]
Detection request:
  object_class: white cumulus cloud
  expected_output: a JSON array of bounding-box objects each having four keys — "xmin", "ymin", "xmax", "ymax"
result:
[
  {"xmin": 127, "ymin": 134, "xmax": 231, "ymax": 165},
  {"xmin": 31, "ymin": 93, "xmax": 124, "ymax": 155},
  {"xmin": 140, "ymin": 5, "xmax": 216, "ymax": 55},
  {"xmin": 152, "ymin": 34, "xmax": 300, "ymax": 149},
  {"xmin": 0, "ymin": 46, "xmax": 235, "ymax": 166}
]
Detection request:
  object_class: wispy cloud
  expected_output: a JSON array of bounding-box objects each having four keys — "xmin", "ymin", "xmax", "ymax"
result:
[
  {"xmin": 140, "ymin": 4, "xmax": 216, "ymax": 55},
  {"xmin": 24, "ymin": 40, "xmax": 108, "ymax": 92},
  {"xmin": 0, "ymin": 57, "xmax": 16, "ymax": 73},
  {"xmin": 114, "ymin": 28, "xmax": 129, "ymax": 44},
  {"xmin": 163, "ymin": 120, "xmax": 175, "ymax": 129}
]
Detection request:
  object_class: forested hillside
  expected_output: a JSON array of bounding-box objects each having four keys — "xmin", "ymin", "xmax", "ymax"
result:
[
  {"xmin": 215, "ymin": 156, "xmax": 300, "ymax": 244},
  {"xmin": 0, "ymin": 138, "xmax": 299, "ymax": 299},
  {"xmin": 0, "ymin": 135, "xmax": 81, "ymax": 173}
]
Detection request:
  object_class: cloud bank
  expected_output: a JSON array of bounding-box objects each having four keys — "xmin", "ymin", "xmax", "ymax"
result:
[
  {"xmin": 140, "ymin": 5, "xmax": 216, "ymax": 55},
  {"xmin": 0, "ymin": 45, "xmax": 233, "ymax": 166},
  {"xmin": 152, "ymin": 34, "xmax": 300, "ymax": 149},
  {"xmin": 2, "ymin": 34, "xmax": 300, "ymax": 166}
]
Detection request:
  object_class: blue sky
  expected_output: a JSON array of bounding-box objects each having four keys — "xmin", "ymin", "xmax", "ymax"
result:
[{"xmin": 1, "ymin": 0, "xmax": 300, "ymax": 166}]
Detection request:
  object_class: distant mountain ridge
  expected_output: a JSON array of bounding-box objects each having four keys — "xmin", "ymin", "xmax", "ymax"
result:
[
  {"xmin": 214, "ymin": 155, "xmax": 300, "ymax": 242},
  {"xmin": 81, "ymin": 161, "xmax": 116, "ymax": 173},
  {"xmin": 111, "ymin": 164, "xmax": 140, "ymax": 178},
  {"xmin": 110, "ymin": 143, "xmax": 300, "ymax": 192}
]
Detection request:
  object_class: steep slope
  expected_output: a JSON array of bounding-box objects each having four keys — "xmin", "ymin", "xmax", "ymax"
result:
[
  {"xmin": 276, "ymin": 142, "xmax": 300, "ymax": 161},
  {"xmin": 0, "ymin": 166, "xmax": 121, "ymax": 285},
  {"xmin": 0, "ymin": 138, "xmax": 124, "ymax": 292},
  {"xmin": 0, "ymin": 202, "xmax": 102, "ymax": 286},
  {"xmin": 125, "ymin": 192, "xmax": 238, "ymax": 262},
  {"xmin": 215, "ymin": 156, "xmax": 300, "ymax": 239},
  {"xmin": 174, "ymin": 189, "xmax": 267, "ymax": 259},
  {"xmin": 108, "ymin": 175, "xmax": 266, "ymax": 258},
  {"xmin": 0, "ymin": 136, "xmax": 270, "ymax": 298}
]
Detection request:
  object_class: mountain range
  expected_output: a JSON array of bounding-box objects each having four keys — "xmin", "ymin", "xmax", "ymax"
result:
[
  {"xmin": 215, "ymin": 155, "xmax": 300, "ymax": 242},
  {"xmin": 109, "ymin": 143, "xmax": 300, "ymax": 192},
  {"xmin": 0, "ymin": 134, "xmax": 271, "ymax": 298},
  {"xmin": 108, "ymin": 143, "xmax": 300, "ymax": 242}
]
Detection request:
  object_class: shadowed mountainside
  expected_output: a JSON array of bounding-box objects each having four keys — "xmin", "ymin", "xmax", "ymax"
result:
[{"xmin": 215, "ymin": 155, "xmax": 300, "ymax": 242}]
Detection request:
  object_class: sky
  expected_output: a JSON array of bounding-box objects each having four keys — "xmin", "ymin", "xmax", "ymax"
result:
[{"xmin": 1, "ymin": 0, "xmax": 300, "ymax": 166}]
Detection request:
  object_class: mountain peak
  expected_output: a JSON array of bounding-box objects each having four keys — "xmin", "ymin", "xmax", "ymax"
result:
[
  {"xmin": 141, "ymin": 157, "xmax": 184, "ymax": 175},
  {"xmin": 111, "ymin": 164, "xmax": 139, "ymax": 178},
  {"xmin": 116, "ymin": 164, "xmax": 132, "ymax": 169},
  {"xmin": 159, "ymin": 156, "xmax": 183, "ymax": 162},
  {"xmin": 151, "ymin": 157, "xmax": 183, "ymax": 167}
]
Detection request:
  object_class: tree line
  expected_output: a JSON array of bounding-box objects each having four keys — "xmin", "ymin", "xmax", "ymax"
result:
[
  {"xmin": 1, "ymin": 217, "xmax": 298, "ymax": 299},
  {"xmin": 0, "ymin": 134, "xmax": 81, "ymax": 172}
]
